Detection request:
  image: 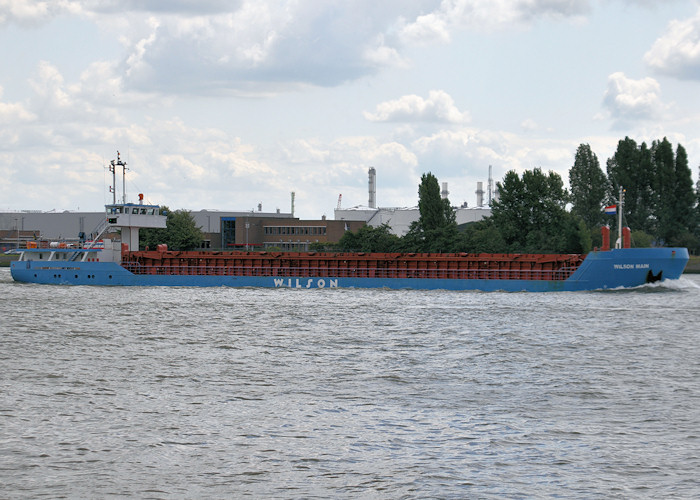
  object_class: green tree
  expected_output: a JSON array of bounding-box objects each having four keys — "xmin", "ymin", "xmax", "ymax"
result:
[
  {"xmin": 606, "ymin": 137, "xmax": 655, "ymax": 233},
  {"xmin": 564, "ymin": 213, "xmax": 592, "ymax": 254},
  {"xmin": 669, "ymin": 144, "xmax": 697, "ymax": 246},
  {"xmin": 310, "ymin": 240, "xmax": 346, "ymax": 252},
  {"xmin": 140, "ymin": 207, "xmax": 203, "ymax": 251},
  {"xmin": 415, "ymin": 172, "xmax": 455, "ymax": 230},
  {"xmin": 458, "ymin": 218, "xmax": 508, "ymax": 253},
  {"xmin": 338, "ymin": 224, "xmax": 401, "ymax": 252},
  {"xmin": 605, "ymin": 136, "xmax": 698, "ymax": 248},
  {"xmin": 489, "ymin": 170, "xmax": 527, "ymax": 247},
  {"xmin": 569, "ymin": 144, "xmax": 607, "ymax": 229},
  {"xmin": 651, "ymin": 137, "xmax": 677, "ymax": 243},
  {"xmin": 404, "ymin": 172, "xmax": 458, "ymax": 252},
  {"xmin": 696, "ymin": 165, "xmax": 700, "ymax": 248},
  {"xmin": 491, "ymin": 168, "xmax": 583, "ymax": 253}
]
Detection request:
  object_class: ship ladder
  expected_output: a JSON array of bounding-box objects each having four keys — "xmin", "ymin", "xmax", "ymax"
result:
[{"xmin": 69, "ymin": 218, "xmax": 111, "ymax": 261}]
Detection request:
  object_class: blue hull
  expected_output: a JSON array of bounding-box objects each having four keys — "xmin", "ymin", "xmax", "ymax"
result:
[{"xmin": 10, "ymin": 247, "xmax": 689, "ymax": 292}]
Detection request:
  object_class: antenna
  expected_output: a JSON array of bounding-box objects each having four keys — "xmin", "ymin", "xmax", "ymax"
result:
[
  {"xmin": 120, "ymin": 152, "xmax": 128, "ymax": 203},
  {"xmin": 109, "ymin": 156, "xmax": 116, "ymax": 205},
  {"xmin": 110, "ymin": 151, "xmax": 127, "ymax": 204},
  {"xmin": 617, "ymin": 185, "xmax": 625, "ymax": 248}
]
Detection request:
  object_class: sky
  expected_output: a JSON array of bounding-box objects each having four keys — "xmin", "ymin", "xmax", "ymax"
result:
[{"xmin": 2, "ymin": 0, "xmax": 700, "ymax": 219}]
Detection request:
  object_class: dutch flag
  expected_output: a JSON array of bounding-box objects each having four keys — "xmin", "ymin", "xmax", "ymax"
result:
[{"xmin": 604, "ymin": 205, "xmax": 617, "ymax": 215}]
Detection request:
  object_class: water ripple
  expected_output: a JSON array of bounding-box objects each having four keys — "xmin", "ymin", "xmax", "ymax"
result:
[{"xmin": 1, "ymin": 268, "xmax": 699, "ymax": 498}]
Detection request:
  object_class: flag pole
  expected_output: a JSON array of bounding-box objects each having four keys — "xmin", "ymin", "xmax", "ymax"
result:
[{"xmin": 617, "ymin": 185, "xmax": 624, "ymax": 248}]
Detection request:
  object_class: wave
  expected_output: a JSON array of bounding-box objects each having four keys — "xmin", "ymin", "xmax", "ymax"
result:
[{"xmin": 597, "ymin": 275, "xmax": 700, "ymax": 293}]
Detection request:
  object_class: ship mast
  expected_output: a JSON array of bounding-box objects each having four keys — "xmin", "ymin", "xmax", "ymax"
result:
[
  {"xmin": 121, "ymin": 153, "xmax": 128, "ymax": 203},
  {"xmin": 109, "ymin": 155, "xmax": 116, "ymax": 205},
  {"xmin": 109, "ymin": 151, "xmax": 128, "ymax": 205},
  {"xmin": 617, "ymin": 185, "xmax": 625, "ymax": 249}
]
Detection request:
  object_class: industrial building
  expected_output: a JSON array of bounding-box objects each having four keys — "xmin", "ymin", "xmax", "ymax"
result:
[
  {"xmin": 0, "ymin": 209, "xmax": 364, "ymax": 252},
  {"xmin": 334, "ymin": 167, "xmax": 495, "ymax": 235},
  {"xmin": 2, "ymin": 165, "xmax": 496, "ymax": 250}
]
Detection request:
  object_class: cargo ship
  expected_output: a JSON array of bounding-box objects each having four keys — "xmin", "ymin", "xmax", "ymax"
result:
[
  {"xmin": 9, "ymin": 203, "xmax": 689, "ymax": 292},
  {"xmin": 9, "ymin": 243, "xmax": 689, "ymax": 292},
  {"xmin": 8, "ymin": 157, "xmax": 689, "ymax": 291}
]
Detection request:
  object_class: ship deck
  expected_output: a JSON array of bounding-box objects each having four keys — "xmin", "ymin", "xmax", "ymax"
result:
[{"xmin": 122, "ymin": 250, "xmax": 585, "ymax": 282}]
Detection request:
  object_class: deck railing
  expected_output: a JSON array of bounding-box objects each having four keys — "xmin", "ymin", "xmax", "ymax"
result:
[{"xmin": 121, "ymin": 262, "xmax": 580, "ymax": 281}]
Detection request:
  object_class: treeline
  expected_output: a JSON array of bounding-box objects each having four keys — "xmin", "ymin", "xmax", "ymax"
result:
[
  {"xmin": 330, "ymin": 137, "xmax": 700, "ymax": 255},
  {"xmin": 140, "ymin": 207, "xmax": 204, "ymax": 251}
]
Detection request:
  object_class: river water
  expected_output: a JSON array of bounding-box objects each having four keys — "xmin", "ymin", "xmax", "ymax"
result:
[{"xmin": 1, "ymin": 267, "xmax": 699, "ymax": 499}]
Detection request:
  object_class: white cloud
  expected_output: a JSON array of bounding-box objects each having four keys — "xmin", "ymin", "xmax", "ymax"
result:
[
  {"xmin": 27, "ymin": 61, "xmax": 79, "ymax": 123},
  {"xmin": 84, "ymin": 0, "xmax": 239, "ymax": 14},
  {"xmin": 0, "ymin": 58, "xmax": 424, "ymax": 215},
  {"xmin": 520, "ymin": 118, "xmax": 539, "ymax": 131},
  {"xmin": 645, "ymin": 8, "xmax": 700, "ymax": 80},
  {"xmin": 399, "ymin": 0, "xmax": 591, "ymax": 43},
  {"xmin": 265, "ymin": 135, "xmax": 421, "ymax": 212},
  {"xmin": 364, "ymin": 90, "xmax": 470, "ymax": 124},
  {"xmin": 516, "ymin": 0, "xmax": 591, "ymax": 22},
  {"xmin": 123, "ymin": 17, "xmax": 160, "ymax": 81},
  {"xmin": 393, "ymin": 126, "xmax": 582, "ymax": 206},
  {"xmin": 2, "ymin": 1, "xmax": 595, "ymax": 96},
  {"xmin": 108, "ymin": 1, "xmax": 416, "ymax": 93},
  {"xmin": 602, "ymin": 72, "xmax": 665, "ymax": 126},
  {"xmin": 0, "ymin": 87, "xmax": 36, "ymax": 124},
  {"xmin": 19, "ymin": 60, "xmax": 170, "ymax": 133},
  {"xmin": 278, "ymin": 136, "xmax": 418, "ymax": 187},
  {"xmin": 412, "ymin": 128, "xmax": 516, "ymax": 168},
  {"xmin": 2, "ymin": 1, "xmax": 700, "ymax": 217},
  {"xmin": 0, "ymin": 0, "xmax": 238, "ymax": 25},
  {"xmin": 3, "ymin": 1, "xmax": 410, "ymax": 93},
  {"xmin": 0, "ymin": 0, "xmax": 81, "ymax": 26},
  {"xmin": 363, "ymin": 35, "xmax": 410, "ymax": 69},
  {"xmin": 399, "ymin": 11, "xmax": 451, "ymax": 45}
]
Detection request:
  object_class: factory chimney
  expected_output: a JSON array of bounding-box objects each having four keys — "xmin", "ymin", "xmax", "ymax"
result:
[
  {"xmin": 441, "ymin": 182, "xmax": 449, "ymax": 200},
  {"xmin": 368, "ymin": 167, "xmax": 376, "ymax": 209},
  {"xmin": 476, "ymin": 182, "xmax": 484, "ymax": 207},
  {"xmin": 487, "ymin": 165, "xmax": 493, "ymax": 206}
]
